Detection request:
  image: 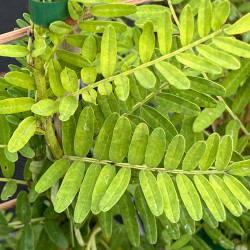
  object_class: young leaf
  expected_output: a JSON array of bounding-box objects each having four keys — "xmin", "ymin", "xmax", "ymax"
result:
[
  {"xmin": 109, "ymin": 117, "xmax": 131, "ymax": 162},
  {"xmin": 90, "ymin": 4, "xmax": 137, "ymax": 17},
  {"xmin": 199, "ymin": 133, "xmax": 220, "ymax": 170},
  {"xmin": 155, "ymin": 61, "xmax": 190, "ymax": 90},
  {"xmin": 5, "ymin": 72, "xmax": 36, "ymax": 90},
  {"xmin": 182, "ymin": 141, "xmax": 206, "ymax": 171},
  {"xmin": 81, "ymin": 89, "xmax": 97, "ymax": 104},
  {"xmin": 213, "ymin": 37, "xmax": 250, "ymax": 58},
  {"xmin": 99, "ymin": 168, "xmax": 131, "ymax": 212},
  {"xmin": 91, "ymin": 164, "xmax": 116, "ymax": 214},
  {"xmin": 59, "ymin": 96, "xmax": 78, "ymax": 121},
  {"xmin": 135, "ymin": 186, "xmax": 157, "ymax": 244},
  {"xmin": 49, "ymin": 21, "xmax": 71, "ymax": 35},
  {"xmin": 0, "ymin": 45, "xmax": 29, "ymax": 57},
  {"xmin": 114, "ymin": 76, "xmax": 130, "ymax": 101},
  {"xmin": 194, "ymin": 175, "xmax": 225, "ymax": 221},
  {"xmin": 225, "ymin": 12, "xmax": 250, "ymax": 35},
  {"xmin": 224, "ymin": 175, "xmax": 250, "ymax": 209},
  {"xmin": 74, "ymin": 163, "xmax": 101, "ymax": 223},
  {"xmin": 8, "ymin": 116, "xmax": 37, "ymax": 153},
  {"xmin": 164, "ymin": 134, "xmax": 185, "ymax": 170},
  {"xmin": 94, "ymin": 112, "xmax": 119, "ymax": 160},
  {"xmin": 35, "ymin": 159, "xmax": 70, "ymax": 193},
  {"xmin": 157, "ymin": 172, "xmax": 180, "ymax": 223},
  {"xmin": 139, "ymin": 21, "xmax": 155, "ymax": 63},
  {"xmin": 134, "ymin": 68, "xmax": 156, "ymax": 89},
  {"xmin": 176, "ymin": 174, "xmax": 202, "ymax": 221},
  {"xmin": 68, "ymin": 1, "xmax": 83, "ymax": 20},
  {"xmin": 101, "ymin": 25, "xmax": 117, "ymax": 78},
  {"xmin": 82, "ymin": 36, "xmax": 97, "ymax": 63},
  {"xmin": 145, "ymin": 127, "xmax": 166, "ymax": 168},
  {"xmin": 0, "ymin": 97, "xmax": 35, "ymax": 114},
  {"xmin": 62, "ymin": 116, "xmax": 76, "ymax": 156},
  {"xmin": 128, "ymin": 123, "xmax": 149, "ymax": 165},
  {"xmin": 198, "ymin": 0, "xmax": 212, "ymax": 37},
  {"xmin": 31, "ymin": 99, "xmax": 60, "ymax": 116},
  {"xmin": 158, "ymin": 10, "xmax": 173, "ymax": 55},
  {"xmin": 196, "ymin": 44, "xmax": 240, "ymax": 70},
  {"xmin": 211, "ymin": 0, "xmax": 230, "ymax": 31},
  {"xmin": 60, "ymin": 67, "xmax": 78, "ymax": 94},
  {"xmin": 209, "ymin": 175, "xmax": 242, "ymax": 217},
  {"xmin": 139, "ymin": 170, "xmax": 163, "ymax": 216},
  {"xmin": 176, "ymin": 53, "xmax": 222, "ymax": 74},
  {"xmin": 180, "ymin": 5, "xmax": 194, "ymax": 46},
  {"xmin": 215, "ymin": 135, "xmax": 233, "ymax": 171},
  {"xmin": 74, "ymin": 107, "xmax": 95, "ymax": 157},
  {"xmin": 55, "ymin": 161, "xmax": 85, "ymax": 213},
  {"xmin": 98, "ymin": 81, "xmax": 112, "ymax": 96}
]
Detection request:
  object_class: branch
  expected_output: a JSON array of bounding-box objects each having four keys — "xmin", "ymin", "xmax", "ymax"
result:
[{"xmin": 0, "ymin": 199, "xmax": 17, "ymax": 211}]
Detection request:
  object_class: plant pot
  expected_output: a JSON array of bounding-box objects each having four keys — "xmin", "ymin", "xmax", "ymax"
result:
[{"xmin": 29, "ymin": 0, "xmax": 69, "ymax": 27}]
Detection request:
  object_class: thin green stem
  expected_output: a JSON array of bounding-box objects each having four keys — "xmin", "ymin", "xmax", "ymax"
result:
[
  {"xmin": 0, "ymin": 178, "xmax": 28, "ymax": 186},
  {"xmin": 9, "ymin": 217, "xmax": 45, "ymax": 227},
  {"xmin": 0, "ymin": 144, "xmax": 7, "ymax": 148},
  {"xmin": 73, "ymin": 29, "xmax": 223, "ymax": 97},
  {"xmin": 86, "ymin": 227, "xmax": 101, "ymax": 250},
  {"xmin": 64, "ymin": 155, "xmax": 227, "ymax": 175},
  {"xmin": 167, "ymin": 0, "xmax": 180, "ymax": 26}
]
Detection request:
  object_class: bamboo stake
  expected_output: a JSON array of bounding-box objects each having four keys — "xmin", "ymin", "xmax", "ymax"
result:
[{"xmin": 0, "ymin": 198, "xmax": 17, "ymax": 211}]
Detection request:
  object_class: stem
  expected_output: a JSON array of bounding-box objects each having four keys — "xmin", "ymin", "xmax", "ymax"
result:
[
  {"xmin": 0, "ymin": 178, "xmax": 28, "ymax": 185},
  {"xmin": 73, "ymin": 29, "xmax": 222, "ymax": 97},
  {"xmin": 9, "ymin": 217, "xmax": 45, "ymax": 227},
  {"xmin": 86, "ymin": 227, "xmax": 102, "ymax": 250},
  {"xmin": 64, "ymin": 155, "xmax": 227, "ymax": 175},
  {"xmin": 0, "ymin": 144, "xmax": 7, "ymax": 148}
]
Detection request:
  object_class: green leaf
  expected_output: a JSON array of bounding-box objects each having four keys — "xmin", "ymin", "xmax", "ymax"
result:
[
  {"xmin": 56, "ymin": 49, "xmax": 91, "ymax": 68},
  {"xmin": 164, "ymin": 135, "xmax": 185, "ymax": 170},
  {"xmin": 118, "ymin": 191, "xmax": 140, "ymax": 247},
  {"xmin": 0, "ymin": 209, "xmax": 8, "ymax": 226},
  {"xmin": 35, "ymin": 159, "xmax": 70, "ymax": 193},
  {"xmin": 74, "ymin": 107, "xmax": 95, "ymax": 157},
  {"xmin": 222, "ymin": 214, "xmax": 244, "ymax": 235},
  {"xmin": 132, "ymin": 5, "xmax": 168, "ymax": 19},
  {"xmin": 203, "ymin": 206, "xmax": 219, "ymax": 229},
  {"xmin": 155, "ymin": 93, "xmax": 200, "ymax": 116},
  {"xmin": 199, "ymin": 133, "xmax": 220, "ymax": 170},
  {"xmin": 0, "ymin": 45, "xmax": 29, "ymax": 57},
  {"xmin": 101, "ymin": 25, "xmax": 117, "ymax": 78},
  {"xmin": 98, "ymin": 211, "xmax": 113, "ymax": 237},
  {"xmin": 189, "ymin": 76, "xmax": 225, "ymax": 96},
  {"xmin": 139, "ymin": 21, "xmax": 155, "ymax": 63},
  {"xmin": 213, "ymin": 37, "xmax": 250, "ymax": 58},
  {"xmin": 31, "ymin": 99, "xmax": 60, "ymax": 116},
  {"xmin": 81, "ymin": 89, "xmax": 97, "ymax": 104},
  {"xmin": 196, "ymin": 44, "xmax": 240, "ymax": 70},
  {"xmin": 225, "ymin": 13, "xmax": 250, "ymax": 35},
  {"xmin": 17, "ymin": 191, "xmax": 31, "ymax": 224},
  {"xmin": 5, "ymin": 72, "xmax": 36, "ymax": 90},
  {"xmin": 224, "ymin": 175, "xmax": 250, "ymax": 209},
  {"xmin": 158, "ymin": 10, "xmax": 173, "ymax": 55},
  {"xmin": 90, "ymin": 4, "xmax": 137, "ymax": 17},
  {"xmin": 59, "ymin": 96, "xmax": 78, "ymax": 121},
  {"xmin": 155, "ymin": 61, "xmax": 190, "ymax": 90},
  {"xmin": 139, "ymin": 170, "xmax": 163, "ymax": 216},
  {"xmin": 94, "ymin": 113, "xmax": 119, "ymax": 160},
  {"xmin": 182, "ymin": 141, "xmax": 206, "ymax": 171},
  {"xmin": 82, "ymin": 36, "xmax": 97, "ymax": 63},
  {"xmin": 198, "ymin": 0, "xmax": 212, "ymax": 37},
  {"xmin": 49, "ymin": 21, "xmax": 71, "ymax": 35},
  {"xmin": 145, "ymin": 127, "xmax": 166, "ymax": 168},
  {"xmin": 0, "ymin": 97, "xmax": 35, "ymax": 114},
  {"xmin": 180, "ymin": 5, "xmax": 194, "ymax": 46},
  {"xmin": 225, "ymin": 120, "xmax": 240, "ymax": 149},
  {"xmin": 48, "ymin": 59, "xmax": 65, "ymax": 98},
  {"xmin": 55, "ymin": 161, "xmax": 85, "ymax": 213},
  {"xmin": 0, "ymin": 114, "xmax": 10, "ymax": 144},
  {"xmin": 68, "ymin": 1, "xmax": 83, "ymax": 20},
  {"xmin": 79, "ymin": 20, "xmax": 127, "ymax": 33},
  {"xmin": 1, "ymin": 180, "xmax": 17, "ymax": 201},
  {"xmin": 45, "ymin": 220, "xmax": 69, "ymax": 249},
  {"xmin": 135, "ymin": 186, "xmax": 157, "ymax": 244},
  {"xmin": 114, "ymin": 76, "xmax": 130, "ymax": 101},
  {"xmin": 157, "ymin": 172, "xmax": 180, "ymax": 223},
  {"xmin": 191, "ymin": 235, "xmax": 211, "ymax": 250},
  {"xmin": 19, "ymin": 146, "xmax": 35, "ymax": 159},
  {"xmin": 60, "ymin": 67, "xmax": 78, "ymax": 93},
  {"xmin": 140, "ymin": 105, "xmax": 177, "ymax": 144},
  {"xmin": 91, "ymin": 164, "xmax": 116, "ymax": 214},
  {"xmin": 179, "ymin": 202, "xmax": 195, "ymax": 235},
  {"xmin": 128, "ymin": 123, "xmax": 149, "ymax": 165},
  {"xmin": 8, "ymin": 116, "xmax": 37, "ymax": 153},
  {"xmin": 212, "ymin": 1, "xmax": 230, "ymax": 30},
  {"xmin": 171, "ymin": 234, "xmax": 191, "ymax": 249},
  {"xmin": 74, "ymin": 163, "xmax": 101, "ymax": 223},
  {"xmin": 134, "ymin": 68, "xmax": 156, "ymax": 89},
  {"xmin": 176, "ymin": 53, "xmax": 222, "ymax": 74},
  {"xmin": 158, "ymin": 213, "xmax": 180, "ymax": 239},
  {"xmin": 215, "ymin": 135, "xmax": 233, "ymax": 171},
  {"xmin": 176, "ymin": 174, "xmax": 202, "ymax": 221},
  {"xmin": 109, "ymin": 117, "xmax": 131, "ymax": 162},
  {"xmin": 194, "ymin": 175, "xmax": 225, "ymax": 221},
  {"xmin": 4, "ymin": 147, "xmax": 18, "ymax": 162},
  {"xmin": 209, "ymin": 175, "xmax": 242, "ymax": 217},
  {"xmin": 98, "ymin": 81, "xmax": 112, "ymax": 96},
  {"xmin": 193, "ymin": 101, "xmax": 225, "ymax": 132},
  {"xmin": 100, "ymin": 168, "xmax": 131, "ymax": 212},
  {"xmin": 62, "ymin": 116, "xmax": 76, "ymax": 156},
  {"xmin": 227, "ymin": 160, "xmax": 250, "ymax": 176},
  {"xmin": 17, "ymin": 224, "xmax": 34, "ymax": 250}
]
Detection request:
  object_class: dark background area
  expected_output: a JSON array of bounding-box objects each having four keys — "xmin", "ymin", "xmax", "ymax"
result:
[{"xmin": 0, "ymin": 0, "xmax": 29, "ymax": 201}]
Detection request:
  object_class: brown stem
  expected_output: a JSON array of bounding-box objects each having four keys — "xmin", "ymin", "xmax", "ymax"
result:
[{"xmin": 0, "ymin": 199, "xmax": 17, "ymax": 211}]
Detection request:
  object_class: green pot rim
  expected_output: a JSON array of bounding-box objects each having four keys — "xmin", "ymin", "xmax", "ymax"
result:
[{"xmin": 29, "ymin": 0, "xmax": 69, "ymax": 27}]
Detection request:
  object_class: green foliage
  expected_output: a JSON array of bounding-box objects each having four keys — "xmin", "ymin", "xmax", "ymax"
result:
[{"xmin": 0, "ymin": 1, "xmax": 250, "ymax": 249}]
